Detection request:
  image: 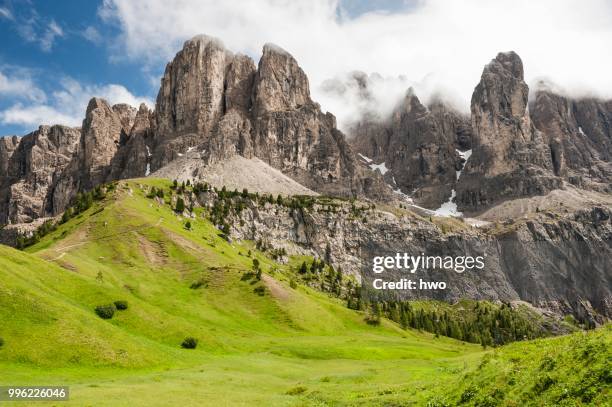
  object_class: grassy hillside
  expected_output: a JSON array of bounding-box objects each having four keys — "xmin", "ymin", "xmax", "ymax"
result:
[
  {"xmin": 0, "ymin": 179, "xmax": 609, "ymax": 406},
  {"xmin": 436, "ymin": 325, "xmax": 611, "ymax": 406}
]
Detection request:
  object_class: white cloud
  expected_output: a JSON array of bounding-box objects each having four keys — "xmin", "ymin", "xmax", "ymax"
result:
[
  {"xmin": 0, "ymin": 69, "xmax": 46, "ymax": 103},
  {"xmin": 0, "ymin": 104, "xmax": 81, "ymax": 128},
  {"xmin": 82, "ymin": 26, "xmax": 103, "ymax": 44},
  {"xmin": 100, "ymin": 0, "xmax": 612, "ymax": 128},
  {"xmin": 0, "ymin": 6, "xmax": 13, "ymax": 20},
  {"xmin": 38, "ymin": 20, "xmax": 64, "ymax": 52},
  {"xmin": 0, "ymin": 77, "xmax": 153, "ymax": 128},
  {"xmin": 14, "ymin": 12, "xmax": 65, "ymax": 52}
]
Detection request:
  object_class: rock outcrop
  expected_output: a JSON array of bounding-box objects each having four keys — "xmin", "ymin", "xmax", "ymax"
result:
[
  {"xmin": 0, "ymin": 99, "xmax": 153, "ymax": 225},
  {"xmin": 195, "ymin": 189, "xmax": 611, "ymax": 322},
  {"xmin": 456, "ymin": 52, "xmax": 563, "ymax": 212},
  {"xmin": 349, "ymin": 88, "xmax": 471, "ymax": 207},
  {"xmin": 0, "ymin": 35, "xmax": 392, "ymax": 226},
  {"xmin": 0, "ymin": 125, "xmax": 81, "ymax": 224},
  {"xmin": 151, "ymin": 36, "xmax": 387, "ymax": 198},
  {"xmin": 80, "ymin": 98, "xmax": 131, "ymax": 189},
  {"xmin": 530, "ymin": 86, "xmax": 612, "ymax": 190}
]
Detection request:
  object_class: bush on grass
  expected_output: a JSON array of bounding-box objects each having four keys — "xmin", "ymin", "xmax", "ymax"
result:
[
  {"xmin": 181, "ymin": 337, "xmax": 198, "ymax": 349},
  {"xmin": 95, "ymin": 304, "xmax": 116, "ymax": 319}
]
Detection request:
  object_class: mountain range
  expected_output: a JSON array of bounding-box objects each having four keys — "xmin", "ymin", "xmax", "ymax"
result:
[{"xmin": 0, "ymin": 35, "xmax": 610, "ymax": 322}]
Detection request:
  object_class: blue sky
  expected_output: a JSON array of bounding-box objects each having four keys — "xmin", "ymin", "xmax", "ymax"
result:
[
  {"xmin": 0, "ymin": 0, "xmax": 156, "ymax": 135},
  {"xmin": 1, "ymin": 0, "xmax": 611, "ymax": 135}
]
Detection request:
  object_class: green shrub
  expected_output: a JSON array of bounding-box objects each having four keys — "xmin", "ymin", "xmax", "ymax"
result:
[
  {"xmin": 181, "ymin": 337, "xmax": 198, "ymax": 349},
  {"xmin": 175, "ymin": 197, "xmax": 185, "ymax": 212},
  {"xmin": 285, "ymin": 386, "xmax": 307, "ymax": 395},
  {"xmin": 253, "ymin": 286, "xmax": 265, "ymax": 296},
  {"xmin": 532, "ymin": 374, "xmax": 556, "ymax": 393},
  {"xmin": 539, "ymin": 355, "xmax": 555, "ymax": 371},
  {"xmin": 289, "ymin": 279, "xmax": 298, "ymax": 289},
  {"xmin": 0, "ymin": 337, "xmax": 4, "ymax": 348},
  {"xmin": 190, "ymin": 279, "xmax": 207, "ymax": 289},
  {"xmin": 460, "ymin": 386, "xmax": 477, "ymax": 403},
  {"xmin": 113, "ymin": 300, "xmax": 128, "ymax": 310},
  {"xmin": 95, "ymin": 304, "xmax": 116, "ymax": 319}
]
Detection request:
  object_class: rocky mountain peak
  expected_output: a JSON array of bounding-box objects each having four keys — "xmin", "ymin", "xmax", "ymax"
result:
[
  {"xmin": 253, "ymin": 43, "xmax": 312, "ymax": 114},
  {"xmin": 471, "ymin": 51, "xmax": 532, "ymax": 149},
  {"xmin": 456, "ymin": 51, "xmax": 561, "ymax": 211},
  {"xmin": 394, "ymin": 88, "xmax": 428, "ymax": 119},
  {"xmin": 349, "ymin": 86, "xmax": 469, "ymax": 208},
  {"xmin": 81, "ymin": 97, "xmax": 125, "ymax": 189},
  {"xmin": 0, "ymin": 124, "xmax": 80, "ymax": 224},
  {"xmin": 111, "ymin": 103, "xmax": 138, "ymax": 135},
  {"xmin": 154, "ymin": 35, "xmax": 235, "ymax": 144},
  {"xmin": 488, "ymin": 51, "xmax": 524, "ymax": 79}
]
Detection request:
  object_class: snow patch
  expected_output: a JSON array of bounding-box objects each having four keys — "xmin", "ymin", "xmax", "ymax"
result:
[
  {"xmin": 455, "ymin": 149, "xmax": 472, "ymax": 180},
  {"xmin": 434, "ymin": 149, "xmax": 472, "ymax": 217},
  {"xmin": 358, "ymin": 153, "xmax": 373, "ymax": 163},
  {"xmin": 369, "ymin": 162, "xmax": 389, "ymax": 175},
  {"xmin": 578, "ymin": 127, "xmax": 586, "ymax": 137},
  {"xmin": 187, "ymin": 146, "xmax": 196, "ymax": 153},
  {"xmin": 393, "ymin": 188, "xmax": 414, "ymax": 204},
  {"xmin": 145, "ymin": 145, "xmax": 152, "ymax": 176},
  {"xmin": 434, "ymin": 189, "xmax": 462, "ymax": 217}
]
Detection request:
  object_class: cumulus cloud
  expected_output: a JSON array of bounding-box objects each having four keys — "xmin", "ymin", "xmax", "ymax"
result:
[
  {"xmin": 100, "ymin": 0, "xmax": 612, "ymax": 128},
  {"xmin": 0, "ymin": 77, "xmax": 153, "ymax": 129},
  {"xmin": 0, "ymin": 69, "xmax": 46, "ymax": 103},
  {"xmin": 0, "ymin": 104, "xmax": 81, "ymax": 128}
]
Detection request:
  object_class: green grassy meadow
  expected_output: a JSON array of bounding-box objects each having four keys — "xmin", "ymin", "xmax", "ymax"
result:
[{"xmin": 0, "ymin": 180, "xmax": 609, "ymax": 406}]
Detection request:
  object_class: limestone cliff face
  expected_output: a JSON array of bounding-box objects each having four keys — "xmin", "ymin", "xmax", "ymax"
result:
[
  {"xmin": 250, "ymin": 45, "xmax": 365, "ymax": 196},
  {"xmin": 253, "ymin": 44, "xmax": 311, "ymax": 114},
  {"xmin": 153, "ymin": 36, "xmax": 238, "ymax": 167},
  {"xmin": 0, "ymin": 136, "xmax": 20, "ymax": 178},
  {"xmin": 110, "ymin": 103, "xmax": 154, "ymax": 180},
  {"xmin": 530, "ymin": 88, "xmax": 612, "ymax": 190},
  {"xmin": 80, "ymin": 98, "xmax": 130, "ymax": 189},
  {"xmin": 198, "ymin": 189, "xmax": 611, "ymax": 322},
  {"xmin": 0, "ymin": 35, "xmax": 390, "ymax": 226},
  {"xmin": 456, "ymin": 52, "xmax": 562, "ymax": 211},
  {"xmin": 150, "ymin": 36, "xmax": 385, "ymax": 198},
  {"xmin": 349, "ymin": 89, "xmax": 471, "ymax": 207},
  {"xmin": 0, "ymin": 125, "xmax": 80, "ymax": 224},
  {"xmin": 0, "ymin": 99, "xmax": 152, "ymax": 224}
]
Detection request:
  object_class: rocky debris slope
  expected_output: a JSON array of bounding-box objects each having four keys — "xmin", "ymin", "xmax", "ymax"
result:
[
  {"xmin": 191, "ymin": 188, "xmax": 611, "ymax": 323},
  {"xmin": 152, "ymin": 154, "xmax": 318, "ymax": 196}
]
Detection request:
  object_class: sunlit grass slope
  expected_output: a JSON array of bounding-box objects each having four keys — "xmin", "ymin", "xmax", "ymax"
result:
[
  {"xmin": 0, "ymin": 180, "xmax": 480, "ymax": 405},
  {"xmin": 0, "ymin": 179, "xmax": 608, "ymax": 406}
]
